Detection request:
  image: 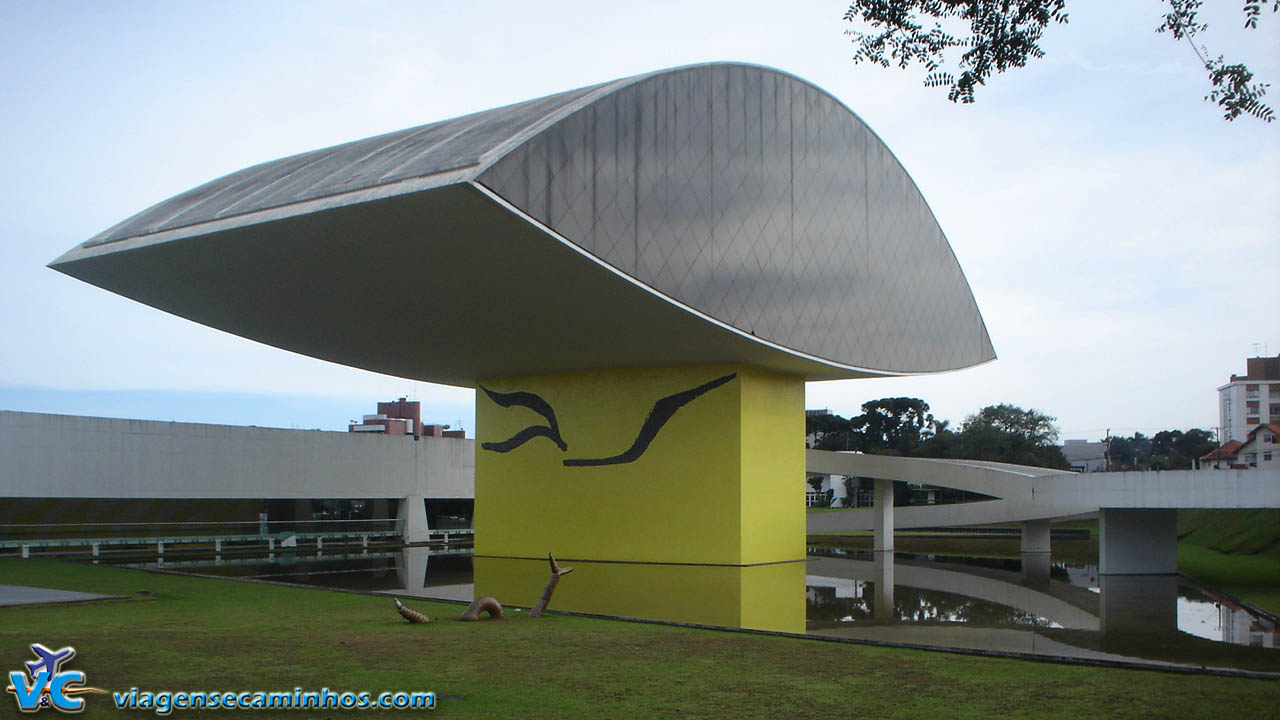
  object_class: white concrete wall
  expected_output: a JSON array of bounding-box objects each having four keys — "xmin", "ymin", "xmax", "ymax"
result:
[{"xmin": 0, "ymin": 411, "xmax": 474, "ymax": 500}]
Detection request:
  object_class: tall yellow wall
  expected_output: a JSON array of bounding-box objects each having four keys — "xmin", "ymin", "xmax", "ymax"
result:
[
  {"xmin": 738, "ymin": 369, "xmax": 806, "ymax": 565},
  {"xmin": 474, "ymin": 364, "xmax": 804, "ymax": 566}
]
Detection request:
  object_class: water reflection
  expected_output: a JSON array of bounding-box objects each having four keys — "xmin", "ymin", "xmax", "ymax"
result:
[
  {"xmin": 807, "ymin": 553, "xmax": 1094, "ymax": 631},
  {"xmin": 805, "ymin": 551, "xmax": 1279, "ymax": 673},
  {"xmin": 116, "ymin": 547, "xmax": 473, "ymax": 600},
  {"xmin": 103, "ymin": 546, "xmax": 1278, "ymax": 672}
]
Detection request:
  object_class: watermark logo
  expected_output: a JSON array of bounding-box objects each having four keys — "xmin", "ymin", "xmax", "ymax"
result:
[{"xmin": 6, "ymin": 644, "xmax": 104, "ymax": 713}]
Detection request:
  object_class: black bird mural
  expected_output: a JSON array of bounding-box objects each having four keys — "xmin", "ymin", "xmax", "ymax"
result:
[
  {"xmin": 478, "ymin": 385, "xmax": 567, "ymax": 452},
  {"xmin": 480, "ymin": 373, "xmax": 737, "ymax": 467}
]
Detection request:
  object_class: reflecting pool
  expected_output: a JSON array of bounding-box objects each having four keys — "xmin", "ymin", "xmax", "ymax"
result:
[{"xmin": 107, "ymin": 546, "xmax": 1279, "ymax": 674}]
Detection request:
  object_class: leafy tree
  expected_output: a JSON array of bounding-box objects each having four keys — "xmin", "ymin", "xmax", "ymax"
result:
[
  {"xmin": 954, "ymin": 403, "xmax": 1070, "ymax": 469},
  {"xmin": 1109, "ymin": 427, "xmax": 1217, "ymax": 470},
  {"xmin": 1174, "ymin": 428, "xmax": 1217, "ymax": 461},
  {"xmin": 842, "ymin": 476, "xmax": 860, "ymax": 507},
  {"xmin": 806, "ymin": 411, "xmax": 857, "ymax": 450},
  {"xmin": 843, "ymin": 0, "xmax": 1276, "ymax": 122},
  {"xmin": 1105, "ymin": 434, "xmax": 1137, "ymax": 469},
  {"xmin": 849, "ymin": 397, "xmax": 940, "ymax": 455}
]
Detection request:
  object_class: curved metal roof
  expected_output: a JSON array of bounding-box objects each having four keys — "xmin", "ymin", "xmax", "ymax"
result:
[{"xmin": 52, "ymin": 62, "xmax": 995, "ymax": 384}]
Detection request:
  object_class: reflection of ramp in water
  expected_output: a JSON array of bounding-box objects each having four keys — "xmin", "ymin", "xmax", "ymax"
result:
[
  {"xmin": 807, "ymin": 555, "xmax": 1099, "ymax": 631},
  {"xmin": 805, "ymin": 554, "xmax": 1280, "ymax": 674}
]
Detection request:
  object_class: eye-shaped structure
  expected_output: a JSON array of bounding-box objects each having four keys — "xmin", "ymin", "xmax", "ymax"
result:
[{"xmin": 51, "ymin": 62, "xmax": 994, "ymax": 384}]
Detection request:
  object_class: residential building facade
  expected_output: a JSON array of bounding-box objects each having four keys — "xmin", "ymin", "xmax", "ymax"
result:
[
  {"xmin": 1237, "ymin": 423, "xmax": 1280, "ymax": 470},
  {"xmin": 1218, "ymin": 355, "xmax": 1280, "ymax": 444}
]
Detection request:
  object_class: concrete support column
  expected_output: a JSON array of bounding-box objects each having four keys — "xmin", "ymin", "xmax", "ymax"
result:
[
  {"xmin": 1099, "ymin": 508, "xmax": 1177, "ymax": 575},
  {"xmin": 1021, "ymin": 552, "xmax": 1051, "ymax": 587},
  {"xmin": 873, "ymin": 550, "xmax": 895, "ymax": 623},
  {"xmin": 399, "ymin": 494, "xmax": 430, "ymax": 544},
  {"xmin": 1100, "ymin": 574, "xmax": 1179, "ymax": 635},
  {"xmin": 872, "ymin": 478, "xmax": 894, "ymax": 553},
  {"xmin": 397, "ymin": 546, "xmax": 430, "ymax": 593},
  {"xmin": 1020, "ymin": 519, "xmax": 1051, "ymax": 554}
]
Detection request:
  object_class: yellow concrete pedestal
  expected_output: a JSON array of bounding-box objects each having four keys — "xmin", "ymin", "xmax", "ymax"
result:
[{"xmin": 474, "ymin": 364, "xmax": 805, "ymax": 632}]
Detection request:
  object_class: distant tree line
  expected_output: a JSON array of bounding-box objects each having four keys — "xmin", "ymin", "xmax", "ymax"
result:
[
  {"xmin": 807, "ymin": 397, "xmax": 1070, "ymax": 470},
  {"xmin": 1104, "ymin": 429, "xmax": 1216, "ymax": 471},
  {"xmin": 807, "ymin": 398, "xmax": 1219, "ymax": 472}
]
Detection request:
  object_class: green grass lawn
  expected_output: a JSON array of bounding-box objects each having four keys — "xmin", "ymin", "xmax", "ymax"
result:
[
  {"xmin": 1, "ymin": 559, "xmax": 1276, "ymax": 718},
  {"xmin": 1173, "ymin": 510, "xmax": 1280, "ymax": 614}
]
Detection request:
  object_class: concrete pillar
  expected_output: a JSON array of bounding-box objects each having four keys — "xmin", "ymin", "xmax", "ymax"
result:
[
  {"xmin": 473, "ymin": 365, "xmax": 806, "ymax": 633},
  {"xmin": 873, "ymin": 478, "xmax": 894, "ymax": 553},
  {"xmin": 1021, "ymin": 552, "xmax": 1051, "ymax": 588},
  {"xmin": 91, "ymin": 543, "xmax": 99, "ymax": 557},
  {"xmin": 1100, "ymin": 574, "xmax": 1179, "ymax": 635},
  {"xmin": 1020, "ymin": 519, "xmax": 1051, "ymax": 554},
  {"xmin": 214, "ymin": 538, "xmax": 221, "ymax": 553},
  {"xmin": 873, "ymin": 550, "xmax": 895, "ymax": 623},
  {"xmin": 397, "ymin": 546, "xmax": 430, "ymax": 594},
  {"xmin": 399, "ymin": 495, "xmax": 430, "ymax": 544},
  {"xmin": 1099, "ymin": 509, "xmax": 1178, "ymax": 575}
]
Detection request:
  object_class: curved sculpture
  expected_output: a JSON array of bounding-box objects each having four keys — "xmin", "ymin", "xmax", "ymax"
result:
[{"xmin": 50, "ymin": 63, "xmax": 993, "ymax": 386}]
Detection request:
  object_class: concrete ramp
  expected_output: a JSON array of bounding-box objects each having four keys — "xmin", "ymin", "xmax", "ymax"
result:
[{"xmin": 806, "ymin": 450, "xmax": 1280, "ymax": 533}]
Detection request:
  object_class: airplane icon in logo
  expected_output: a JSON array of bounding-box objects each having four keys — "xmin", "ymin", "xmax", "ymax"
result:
[{"xmin": 24, "ymin": 644, "xmax": 76, "ymax": 680}]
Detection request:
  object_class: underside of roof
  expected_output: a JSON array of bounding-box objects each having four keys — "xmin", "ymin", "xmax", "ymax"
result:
[{"xmin": 52, "ymin": 62, "xmax": 995, "ymax": 385}]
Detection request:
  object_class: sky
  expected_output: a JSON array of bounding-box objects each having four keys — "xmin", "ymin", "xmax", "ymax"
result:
[{"xmin": 1, "ymin": 1, "xmax": 1276, "ymax": 441}]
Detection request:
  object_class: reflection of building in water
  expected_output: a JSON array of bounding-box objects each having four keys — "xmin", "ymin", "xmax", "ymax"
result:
[
  {"xmin": 1064, "ymin": 564, "xmax": 1100, "ymax": 592},
  {"xmin": 806, "ymin": 575, "xmax": 862, "ymax": 603},
  {"xmin": 1220, "ymin": 599, "xmax": 1279, "ymax": 648}
]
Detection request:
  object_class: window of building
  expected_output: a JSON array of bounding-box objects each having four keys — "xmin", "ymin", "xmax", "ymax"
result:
[
  {"xmin": 1245, "ymin": 452, "xmax": 1257, "ymax": 466},
  {"xmin": 1247, "ymin": 417, "xmax": 1260, "ymax": 425},
  {"xmin": 1264, "ymin": 452, "xmax": 1273, "ymax": 462}
]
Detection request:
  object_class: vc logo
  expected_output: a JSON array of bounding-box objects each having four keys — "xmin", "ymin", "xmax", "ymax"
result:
[{"xmin": 6, "ymin": 644, "xmax": 103, "ymax": 713}]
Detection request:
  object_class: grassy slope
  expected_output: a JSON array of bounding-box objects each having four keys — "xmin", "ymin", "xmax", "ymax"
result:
[
  {"xmin": 0, "ymin": 559, "xmax": 1276, "ymax": 719},
  {"xmin": 1176, "ymin": 509, "xmax": 1280, "ymax": 614}
]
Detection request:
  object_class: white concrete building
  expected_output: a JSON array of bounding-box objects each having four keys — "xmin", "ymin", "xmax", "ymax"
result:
[
  {"xmin": 1061, "ymin": 439, "xmax": 1106, "ymax": 473},
  {"xmin": 1218, "ymin": 355, "xmax": 1280, "ymax": 443}
]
